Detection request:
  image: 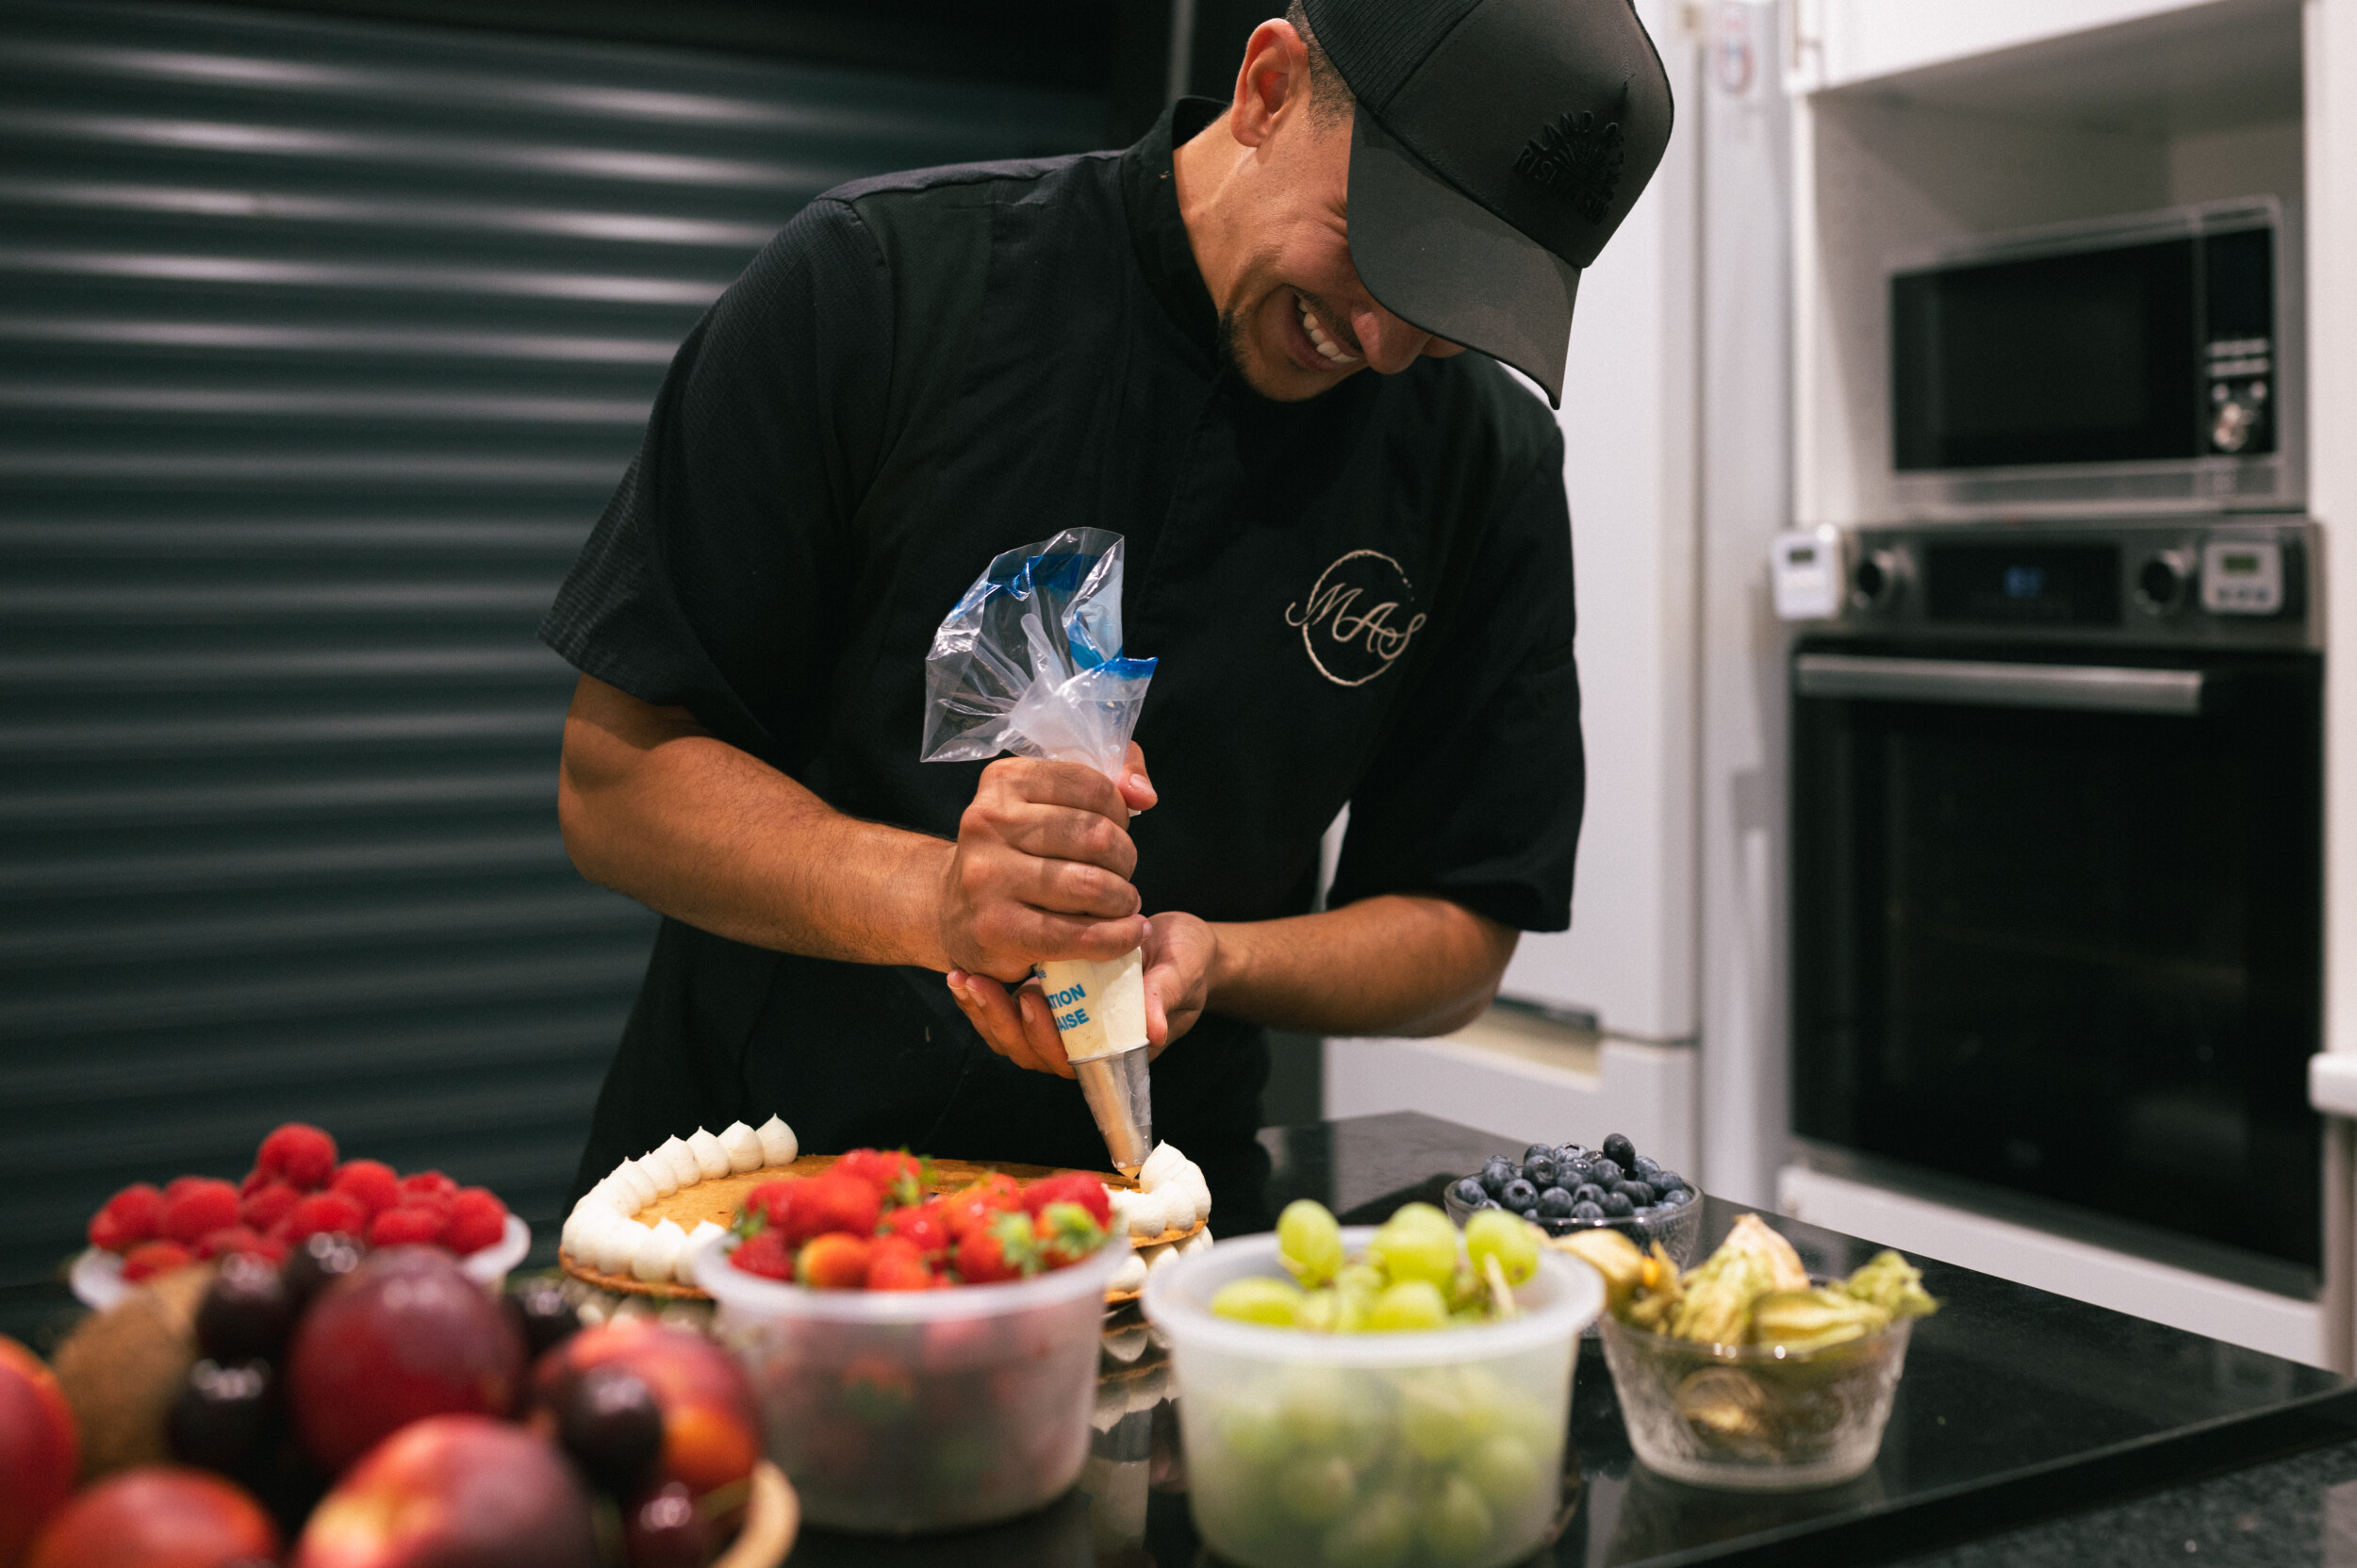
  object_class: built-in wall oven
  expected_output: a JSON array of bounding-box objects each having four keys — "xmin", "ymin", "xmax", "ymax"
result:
[{"xmin": 1778, "ymin": 519, "xmax": 2322, "ymax": 1291}]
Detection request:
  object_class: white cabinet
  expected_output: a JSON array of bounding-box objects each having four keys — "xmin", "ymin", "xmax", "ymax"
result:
[{"xmin": 1796, "ymin": 0, "xmax": 2271, "ymax": 94}]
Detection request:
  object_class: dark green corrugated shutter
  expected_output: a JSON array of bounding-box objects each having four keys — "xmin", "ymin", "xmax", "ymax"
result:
[{"xmin": 0, "ymin": 0, "xmax": 1103, "ymax": 1296}]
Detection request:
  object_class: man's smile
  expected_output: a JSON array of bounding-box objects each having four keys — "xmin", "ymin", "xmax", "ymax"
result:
[{"xmin": 1281, "ymin": 289, "xmax": 1360, "ymax": 375}]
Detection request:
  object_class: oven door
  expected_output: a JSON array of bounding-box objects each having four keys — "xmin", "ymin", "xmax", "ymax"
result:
[{"xmin": 1789, "ymin": 639, "xmax": 2322, "ymax": 1279}]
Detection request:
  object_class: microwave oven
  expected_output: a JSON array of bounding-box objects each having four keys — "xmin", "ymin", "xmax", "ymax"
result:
[{"xmin": 1889, "ymin": 197, "xmax": 2303, "ymax": 518}]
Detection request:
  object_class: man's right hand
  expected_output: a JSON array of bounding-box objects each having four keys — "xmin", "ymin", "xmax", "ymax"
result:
[{"xmin": 935, "ymin": 745, "xmax": 1157, "ymax": 984}]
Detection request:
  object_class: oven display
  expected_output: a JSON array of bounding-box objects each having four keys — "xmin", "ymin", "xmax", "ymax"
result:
[{"xmin": 1926, "ymin": 544, "xmax": 2121, "ymax": 626}]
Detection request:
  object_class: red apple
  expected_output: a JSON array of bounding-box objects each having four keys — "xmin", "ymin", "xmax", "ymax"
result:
[
  {"xmin": 292, "ymin": 1414, "xmax": 595, "ymax": 1568},
  {"xmin": 25, "ymin": 1467, "xmax": 276, "ymax": 1568},
  {"xmin": 0, "ymin": 1336, "xmax": 76, "ymax": 1568},
  {"xmin": 286, "ymin": 1246, "xmax": 523, "ymax": 1475},
  {"xmin": 536, "ymin": 1319, "xmax": 760, "ymax": 1499}
]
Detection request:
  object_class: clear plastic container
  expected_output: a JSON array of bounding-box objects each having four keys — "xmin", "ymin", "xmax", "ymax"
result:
[
  {"xmin": 694, "ymin": 1230, "xmax": 1130, "ymax": 1533},
  {"xmin": 1597, "ymin": 1304, "xmax": 1912, "ymax": 1492},
  {"xmin": 1144, "ymin": 1229, "xmax": 1602, "ymax": 1568}
]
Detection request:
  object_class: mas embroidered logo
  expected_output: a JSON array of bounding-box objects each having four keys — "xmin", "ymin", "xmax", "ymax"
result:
[
  {"xmin": 1512, "ymin": 93, "xmax": 1628, "ymax": 223},
  {"xmin": 1285, "ymin": 550, "xmax": 1427, "ymax": 687}
]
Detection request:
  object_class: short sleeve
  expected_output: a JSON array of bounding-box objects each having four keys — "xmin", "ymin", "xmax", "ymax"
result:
[
  {"xmin": 539, "ymin": 198, "xmax": 892, "ymax": 767},
  {"xmin": 1325, "ymin": 443, "xmax": 1583, "ymax": 933}
]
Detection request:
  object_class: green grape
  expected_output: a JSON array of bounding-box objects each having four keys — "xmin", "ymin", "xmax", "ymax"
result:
[
  {"xmin": 1320, "ymin": 1492, "xmax": 1414, "ymax": 1568},
  {"xmin": 1367, "ymin": 1279, "xmax": 1450, "ymax": 1331},
  {"xmin": 1459, "ymin": 1432, "xmax": 1545, "ymax": 1511},
  {"xmin": 1445, "ymin": 1266, "xmax": 1488, "ymax": 1314},
  {"xmin": 1464, "ymin": 1209, "xmax": 1541, "ymax": 1286},
  {"xmin": 1277, "ymin": 1453, "xmax": 1358, "ymax": 1526},
  {"xmin": 1451, "ymin": 1366, "xmax": 1506, "ymax": 1444},
  {"xmin": 1397, "ymin": 1372, "xmax": 1474, "ymax": 1461},
  {"xmin": 1294, "ymin": 1288, "xmax": 1342, "ymax": 1333},
  {"xmin": 1368, "ymin": 1222, "xmax": 1459, "ymax": 1289},
  {"xmin": 1336, "ymin": 1262, "xmax": 1388, "ymax": 1299},
  {"xmin": 1419, "ymin": 1474, "xmax": 1495, "ymax": 1568},
  {"xmin": 1277, "ymin": 1366, "xmax": 1389, "ymax": 1463},
  {"xmin": 1277, "ymin": 1198, "xmax": 1346, "ymax": 1286},
  {"xmin": 1211, "ymin": 1277, "xmax": 1304, "ymax": 1326},
  {"xmin": 1216, "ymin": 1389, "xmax": 1291, "ymax": 1464}
]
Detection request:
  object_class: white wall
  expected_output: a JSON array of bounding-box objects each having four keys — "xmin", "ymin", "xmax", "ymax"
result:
[{"xmin": 1500, "ymin": 0, "xmax": 1701, "ymax": 1041}]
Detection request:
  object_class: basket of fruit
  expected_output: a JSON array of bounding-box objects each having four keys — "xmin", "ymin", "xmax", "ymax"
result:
[
  {"xmin": 695, "ymin": 1156, "xmax": 1129, "ymax": 1534},
  {"xmin": 1144, "ymin": 1199, "xmax": 1601, "ymax": 1568},
  {"xmin": 1566, "ymin": 1215, "xmax": 1940, "ymax": 1491},
  {"xmin": 1444, "ymin": 1131, "xmax": 1703, "ymax": 1264}
]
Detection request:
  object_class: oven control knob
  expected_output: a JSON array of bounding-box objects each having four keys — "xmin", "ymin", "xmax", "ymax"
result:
[
  {"xmin": 2134, "ymin": 551, "xmax": 2194, "ymax": 616},
  {"xmin": 1851, "ymin": 549, "xmax": 1905, "ymax": 611}
]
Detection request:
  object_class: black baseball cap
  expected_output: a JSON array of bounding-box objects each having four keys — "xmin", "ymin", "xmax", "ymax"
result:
[{"xmin": 1302, "ymin": 0, "xmax": 1673, "ymax": 405}]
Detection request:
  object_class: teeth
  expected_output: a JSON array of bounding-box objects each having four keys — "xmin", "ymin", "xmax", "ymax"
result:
[{"xmin": 1297, "ymin": 297, "xmax": 1359, "ymax": 366}]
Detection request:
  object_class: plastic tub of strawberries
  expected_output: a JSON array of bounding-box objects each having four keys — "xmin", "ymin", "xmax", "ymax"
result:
[{"xmin": 692, "ymin": 1157, "xmax": 1131, "ymax": 1534}]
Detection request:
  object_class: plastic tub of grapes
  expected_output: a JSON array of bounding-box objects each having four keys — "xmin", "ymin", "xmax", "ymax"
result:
[
  {"xmin": 1145, "ymin": 1199, "xmax": 1602, "ymax": 1568},
  {"xmin": 695, "ymin": 1226, "xmax": 1130, "ymax": 1533},
  {"xmin": 1444, "ymin": 1132, "xmax": 1705, "ymax": 1267}
]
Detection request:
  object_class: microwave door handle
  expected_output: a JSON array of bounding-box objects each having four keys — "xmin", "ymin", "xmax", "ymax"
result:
[{"xmin": 1793, "ymin": 653, "xmax": 2204, "ymax": 715}]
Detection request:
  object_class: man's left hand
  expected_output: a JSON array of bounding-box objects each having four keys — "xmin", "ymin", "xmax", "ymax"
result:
[{"xmin": 948, "ymin": 911, "xmax": 1218, "ymax": 1076}]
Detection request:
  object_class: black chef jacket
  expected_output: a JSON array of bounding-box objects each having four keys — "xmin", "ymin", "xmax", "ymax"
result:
[{"xmin": 541, "ymin": 101, "xmax": 1585, "ymax": 1234}]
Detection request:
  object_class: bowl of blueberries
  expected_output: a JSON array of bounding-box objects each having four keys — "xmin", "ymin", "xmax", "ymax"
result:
[{"xmin": 1444, "ymin": 1132, "xmax": 1704, "ymax": 1265}]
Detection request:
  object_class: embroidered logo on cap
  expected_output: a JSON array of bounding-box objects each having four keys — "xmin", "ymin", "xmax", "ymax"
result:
[
  {"xmin": 1512, "ymin": 88, "xmax": 1629, "ymax": 223},
  {"xmin": 1285, "ymin": 550, "xmax": 1427, "ymax": 687}
]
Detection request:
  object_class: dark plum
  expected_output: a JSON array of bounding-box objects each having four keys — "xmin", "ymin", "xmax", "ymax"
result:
[
  {"xmin": 504, "ymin": 1278, "xmax": 583, "ymax": 1360},
  {"xmin": 625, "ymin": 1480, "xmax": 713, "ymax": 1568},
  {"xmin": 281, "ymin": 1230, "xmax": 364, "ymax": 1308},
  {"xmin": 1589, "ymin": 1158, "xmax": 1624, "ymax": 1188},
  {"xmin": 197, "ymin": 1252, "xmax": 295, "ymax": 1363},
  {"xmin": 1450, "ymin": 1177, "xmax": 1490, "ymax": 1210},
  {"xmin": 1501, "ymin": 1179, "xmax": 1539, "ymax": 1213},
  {"xmin": 1602, "ymin": 1134, "xmax": 1638, "ymax": 1170},
  {"xmin": 1536, "ymin": 1187, "xmax": 1575, "ymax": 1219},
  {"xmin": 555, "ymin": 1362, "xmax": 666, "ymax": 1498},
  {"xmin": 167, "ymin": 1359, "xmax": 276, "ymax": 1474},
  {"xmin": 1601, "ymin": 1191, "xmax": 1635, "ymax": 1218}
]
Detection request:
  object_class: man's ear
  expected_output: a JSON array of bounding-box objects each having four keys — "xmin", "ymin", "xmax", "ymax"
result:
[{"xmin": 1227, "ymin": 18, "xmax": 1312, "ymax": 150}]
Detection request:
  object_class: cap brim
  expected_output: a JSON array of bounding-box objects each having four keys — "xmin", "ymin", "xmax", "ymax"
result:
[{"xmin": 1347, "ymin": 110, "xmax": 1580, "ymax": 406}]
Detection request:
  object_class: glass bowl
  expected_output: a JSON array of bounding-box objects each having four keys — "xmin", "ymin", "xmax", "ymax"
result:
[
  {"xmin": 1443, "ymin": 1179, "xmax": 1705, "ymax": 1266},
  {"xmin": 1143, "ymin": 1229, "xmax": 1601, "ymax": 1568},
  {"xmin": 1595, "ymin": 1297, "xmax": 1912, "ymax": 1492}
]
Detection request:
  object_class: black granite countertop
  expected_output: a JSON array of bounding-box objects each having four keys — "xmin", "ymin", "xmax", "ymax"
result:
[{"xmin": 786, "ymin": 1112, "xmax": 2357, "ymax": 1567}]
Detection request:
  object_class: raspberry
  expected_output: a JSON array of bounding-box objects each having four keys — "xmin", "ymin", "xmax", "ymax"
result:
[
  {"xmin": 88, "ymin": 1183, "xmax": 165, "ymax": 1253},
  {"xmin": 241, "ymin": 1181, "xmax": 301, "ymax": 1233},
  {"xmin": 195, "ymin": 1226, "xmax": 287, "ymax": 1264},
  {"xmin": 442, "ymin": 1188, "xmax": 507, "ymax": 1256},
  {"xmin": 280, "ymin": 1190, "xmax": 367, "ymax": 1245},
  {"xmin": 163, "ymin": 1175, "xmax": 215, "ymax": 1204},
  {"xmin": 158, "ymin": 1179, "xmax": 242, "ymax": 1246},
  {"xmin": 330, "ymin": 1160, "xmax": 401, "ymax": 1219},
  {"xmin": 121, "ymin": 1241, "xmax": 194, "ymax": 1283},
  {"xmin": 239, "ymin": 1166, "xmax": 272, "ymax": 1197},
  {"xmin": 369, "ymin": 1205, "xmax": 446, "ymax": 1248},
  {"xmin": 401, "ymin": 1170, "xmax": 458, "ymax": 1203},
  {"xmin": 256, "ymin": 1123, "xmax": 339, "ymax": 1190},
  {"xmin": 731, "ymin": 1230, "xmax": 792, "ymax": 1279}
]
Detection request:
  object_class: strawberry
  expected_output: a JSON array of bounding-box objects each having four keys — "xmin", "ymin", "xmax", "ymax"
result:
[
  {"xmin": 953, "ymin": 1210, "xmax": 1040, "ymax": 1284},
  {"xmin": 122, "ymin": 1240, "xmax": 194, "ymax": 1282},
  {"xmin": 256, "ymin": 1122, "xmax": 338, "ymax": 1190},
  {"xmin": 195, "ymin": 1226, "xmax": 286, "ymax": 1264},
  {"xmin": 331, "ymin": 1159, "xmax": 402, "ymax": 1218},
  {"xmin": 745, "ymin": 1180, "xmax": 798, "ymax": 1228},
  {"xmin": 941, "ymin": 1175, "xmax": 1025, "ymax": 1238},
  {"xmin": 865, "ymin": 1235, "xmax": 937, "ymax": 1292},
  {"xmin": 369, "ymin": 1205, "xmax": 446, "ymax": 1248},
  {"xmin": 882, "ymin": 1201, "xmax": 952, "ymax": 1261},
  {"xmin": 158, "ymin": 1179, "xmax": 242, "ymax": 1246},
  {"xmin": 88, "ymin": 1183, "xmax": 164, "ymax": 1253},
  {"xmin": 1032, "ymin": 1200, "xmax": 1108, "ymax": 1270},
  {"xmin": 797, "ymin": 1232, "xmax": 873, "ymax": 1290},
  {"xmin": 240, "ymin": 1180, "xmax": 300, "ymax": 1233},
  {"xmin": 443, "ymin": 1187, "xmax": 508, "ymax": 1255},
  {"xmin": 731, "ymin": 1231, "xmax": 793, "ymax": 1279},
  {"xmin": 1021, "ymin": 1171, "xmax": 1113, "ymax": 1228},
  {"xmin": 280, "ymin": 1190, "xmax": 368, "ymax": 1245},
  {"xmin": 833, "ymin": 1148, "xmax": 926, "ymax": 1209},
  {"xmin": 783, "ymin": 1173, "xmax": 879, "ymax": 1246}
]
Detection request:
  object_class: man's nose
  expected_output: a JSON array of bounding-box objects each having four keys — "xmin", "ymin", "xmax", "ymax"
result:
[{"xmin": 1349, "ymin": 301, "xmax": 1434, "ymax": 374}]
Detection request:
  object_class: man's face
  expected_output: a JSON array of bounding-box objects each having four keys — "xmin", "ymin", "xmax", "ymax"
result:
[{"xmin": 1200, "ymin": 103, "xmax": 1465, "ymax": 402}]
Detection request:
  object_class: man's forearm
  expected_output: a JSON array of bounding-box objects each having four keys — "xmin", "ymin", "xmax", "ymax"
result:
[
  {"xmin": 1204, "ymin": 894, "xmax": 1518, "ymax": 1039},
  {"xmin": 557, "ymin": 675, "xmax": 955, "ymax": 968}
]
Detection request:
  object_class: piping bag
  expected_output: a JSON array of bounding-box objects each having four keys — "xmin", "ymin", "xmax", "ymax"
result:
[{"xmin": 921, "ymin": 529, "xmax": 1159, "ymax": 1175}]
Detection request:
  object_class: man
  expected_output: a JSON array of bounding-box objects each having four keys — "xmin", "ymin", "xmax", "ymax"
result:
[{"xmin": 543, "ymin": 0, "xmax": 1672, "ymax": 1229}]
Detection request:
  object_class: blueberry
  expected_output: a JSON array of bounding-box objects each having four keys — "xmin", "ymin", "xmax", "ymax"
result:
[
  {"xmin": 1619, "ymin": 1217, "xmax": 1653, "ymax": 1248},
  {"xmin": 1451, "ymin": 1177, "xmax": 1489, "ymax": 1210},
  {"xmin": 1571, "ymin": 1183, "xmax": 1606, "ymax": 1208},
  {"xmin": 1634, "ymin": 1155, "xmax": 1661, "ymax": 1180},
  {"xmin": 1603, "ymin": 1134, "xmax": 1638, "ymax": 1170},
  {"xmin": 1601, "ymin": 1191, "xmax": 1635, "ymax": 1218},
  {"xmin": 1480, "ymin": 1157, "xmax": 1516, "ymax": 1197},
  {"xmin": 1556, "ymin": 1144, "xmax": 1589, "ymax": 1165},
  {"xmin": 1658, "ymin": 1186, "xmax": 1693, "ymax": 1208},
  {"xmin": 1524, "ymin": 1144, "xmax": 1557, "ymax": 1168},
  {"xmin": 1502, "ymin": 1179, "xmax": 1539, "ymax": 1213},
  {"xmin": 1651, "ymin": 1171, "xmax": 1686, "ymax": 1197},
  {"xmin": 1524, "ymin": 1157, "xmax": 1560, "ymax": 1192},
  {"xmin": 1589, "ymin": 1158, "xmax": 1624, "ymax": 1188},
  {"xmin": 1536, "ymin": 1186, "xmax": 1575, "ymax": 1219},
  {"xmin": 1571, "ymin": 1200, "xmax": 1605, "ymax": 1222},
  {"xmin": 1620, "ymin": 1180, "xmax": 1656, "ymax": 1208}
]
